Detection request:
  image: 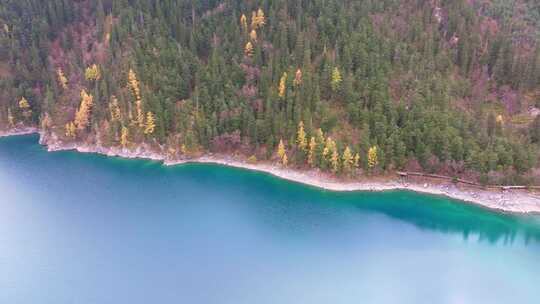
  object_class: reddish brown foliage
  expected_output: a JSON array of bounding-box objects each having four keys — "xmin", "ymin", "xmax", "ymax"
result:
[{"xmin": 211, "ymin": 131, "xmax": 242, "ymax": 152}]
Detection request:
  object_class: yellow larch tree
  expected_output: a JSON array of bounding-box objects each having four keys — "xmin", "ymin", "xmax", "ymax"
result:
[
  {"xmin": 308, "ymin": 136, "xmax": 317, "ymax": 166},
  {"xmin": 65, "ymin": 122, "xmax": 76, "ymax": 138},
  {"xmin": 74, "ymin": 89, "xmax": 94, "ymax": 130},
  {"xmin": 19, "ymin": 97, "xmax": 29, "ymax": 108},
  {"xmin": 354, "ymin": 153, "xmax": 360, "ymax": 169},
  {"xmin": 144, "ymin": 111, "xmax": 156, "ymax": 135},
  {"xmin": 258, "ymin": 8, "xmax": 266, "ymax": 26},
  {"xmin": 250, "ymin": 29, "xmax": 257, "ymax": 41},
  {"xmin": 244, "ymin": 41, "xmax": 254, "ymax": 57},
  {"xmin": 120, "ymin": 126, "xmax": 129, "ymax": 147},
  {"xmin": 128, "ymin": 69, "xmax": 141, "ymax": 101},
  {"xmin": 323, "ymin": 136, "xmax": 338, "ymax": 171},
  {"xmin": 342, "ymin": 146, "xmax": 353, "ymax": 174},
  {"xmin": 240, "ymin": 14, "xmax": 248, "ymax": 31},
  {"xmin": 19, "ymin": 97, "xmax": 32, "ymax": 119},
  {"xmin": 323, "ymin": 137, "xmax": 335, "ymax": 162},
  {"xmin": 277, "ymin": 139, "xmax": 287, "ymax": 166},
  {"xmin": 251, "ymin": 11, "xmax": 257, "ymax": 29},
  {"xmin": 282, "ymin": 153, "xmax": 288, "ymax": 167},
  {"xmin": 278, "ymin": 72, "xmax": 287, "ymax": 98},
  {"xmin": 136, "ymin": 100, "xmax": 145, "ymax": 128},
  {"xmin": 251, "ymin": 8, "xmax": 266, "ymax": 29},
  {"xmin": 368, "ymin": 146, "xmax": 379, "ymax": 169},
  {"xmin": 127, "ymin": 69, "xmax": 144, "ymax": 128},
  {"xmin": 85, "ymin": 64, "xmax": 101, "ymax": 81},
  {"xmin": 331, "ymin": 149, "xmax": 340, "ymax": 173},
  {"xmin": 293, "ymin": 69, "xmax": 302, "ymax": 87},
  {"xmin": 331, "ymin": 67, "xmax": 342, "ymax": 92},
  {"xmin": 322, "ymin": 139, "xmax": 330, "ymax": 160},
  {"xmin": 277, "ymin": 138, "xmax": 286, "ymax": 159},
  {"xmin": 57, "ymin": 68, "xmax": 68, "ymax": 89},
  {"xmin": 296, "ymin": 121, "xmax": 307, "ymax": 151},
  {"xmin": 109, "ymin": 96, "xmax": 121, "ymax": 121},
  {"xmin": 19, "ymin": 97, "xmax": 30, "ymax": 109}
]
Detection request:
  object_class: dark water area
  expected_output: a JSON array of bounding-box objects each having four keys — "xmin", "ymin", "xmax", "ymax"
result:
[{"xmin": 1, "ymin": 135, "xmax": 539, "ymax": 304}]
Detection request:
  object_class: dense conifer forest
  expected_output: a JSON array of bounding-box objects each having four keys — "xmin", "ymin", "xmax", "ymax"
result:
[{"xmin": 1, "ymin": 0, "xmax": 539, "ymax": 184}]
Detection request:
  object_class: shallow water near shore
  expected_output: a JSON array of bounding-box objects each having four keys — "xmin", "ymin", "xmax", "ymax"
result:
[{"xmin": 1, "ymin": 135, "xmax": 540, "ymax": 304}]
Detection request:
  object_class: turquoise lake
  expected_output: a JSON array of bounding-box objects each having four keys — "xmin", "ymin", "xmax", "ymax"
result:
[{"xmin": 1, "ymin": 135, "xmax": 539, "ymax": 303}]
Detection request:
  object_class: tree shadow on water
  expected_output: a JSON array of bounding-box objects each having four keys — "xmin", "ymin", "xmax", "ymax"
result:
[{"xmin": 336, "ymin": 190, "xmax": 540, "ymax": 246}]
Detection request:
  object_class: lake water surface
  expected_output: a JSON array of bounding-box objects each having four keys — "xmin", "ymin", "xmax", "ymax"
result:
[{"xmin": 1, "ymin": 135, "xmax": 539, "ymax": 304}]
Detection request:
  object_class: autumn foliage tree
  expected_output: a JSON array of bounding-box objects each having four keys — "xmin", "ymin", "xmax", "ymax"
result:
[
  {"xmin": 251, "ymin": 8, "xmax": 266, "ymax": 30},
  {"xmin": 331, "ymin": 149, "xmax": 340, "ymax": 173},
  {"xmin": 57, "ymin": 69, "xmax": 68, "ymax": 90},
  {"xmin": 277, "ymin": 139, "xmax": 288, "ymax": 166},
  {"xmin": 342, "ymin": 146, "xmax": 353, "ymax": 175},
  {"xmin": 240, "ymin": 14, "xmax": 247, "ymax": 32},
  {"xmin": 278, "ymin": 72, "xmax": 287, "ymax": 99},
  {"xmin": 308, "ymin": 137, "xmax": 317, "ymax": 167},
  {"xmin": 331, "ymin": 67, "xmax": 342, "ymax": 93},
  {"xmin": 74, "ymin": 90, "xmax": 94, "ymax": 131},
  {"xmin": 354, "ymin": 153, "xmax": 360, "ymax": 170},
  {"xmin": 0, "ymin": 0, "xmax": 538, "ymax": 185},
  {"xmin": 250, "ymin": 30, "xmax": 257, "ymax": 42},
  {"xmin": 18, "ymin": 97, "xmax": 32, "ymax": 119},
  {"xmin": 128, "ymin": 69, "xmax": 141, "ymax": 101},
  {"xmin": 368, "ymin": 146, "xmax": 379, "ymax": 171},
  {"xmin": 121, "ymin": 126, "xmax": 129, "ymax": 147},
  {"xmin": 65, "ymin": 122, "xmax": 76, "ymax": 138},
  {"xmin": 128, "ymin": 69, "xmax": 144, "ymax": 128},
  {"xmin": 244, "ymin": 41, "xmax": 253, "ymax": 57},
  {"xmin": 109, "ymin": 96, "xmax": 121, "ymax": 121},
  {"xmin": 144, "ymin": 112, "xmax": 156, "ymax": 135},
  {"xmin": 85, "ymin": 64, "xmax": 101, "ymax": 81},
  {"xmin": 323, "ymin": 137, "xmax": 337, "ymax": 171}
]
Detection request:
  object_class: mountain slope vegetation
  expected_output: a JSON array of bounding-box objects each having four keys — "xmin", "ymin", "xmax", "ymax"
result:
[{"xmin": 1, "ymin": 0, "xmax": 539, "ymax": 184}]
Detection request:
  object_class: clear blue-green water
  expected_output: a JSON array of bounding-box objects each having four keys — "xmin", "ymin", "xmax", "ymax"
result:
[{"xmin": 1, "ymin": 135, "xmax": 540, "ymax": 304}]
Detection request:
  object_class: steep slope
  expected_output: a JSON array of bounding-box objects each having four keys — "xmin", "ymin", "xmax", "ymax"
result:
[{"xmin": 0, "ymin": 0, "xmax": 539, "ymax": 184}]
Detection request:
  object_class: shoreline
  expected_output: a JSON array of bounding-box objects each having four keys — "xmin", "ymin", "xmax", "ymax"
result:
[
  {"xmin": 165, "ymin": 157, "xmax": 540, "ymax": 215},
  {"xmin": 2, "ymin": 129, "xmax": 540, "ymax": 214},
  {"xmin": 0, "ymin": 127, "xmax": 39, "ymax": 138}
]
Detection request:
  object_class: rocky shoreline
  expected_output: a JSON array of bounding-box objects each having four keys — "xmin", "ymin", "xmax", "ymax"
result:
[
  {"xmin": 2, "ymin": 129, "xmax": 540, "ymax": 214},
  {"xmin": 164, "ymin": 157, "xmax": 540, "ymax": 214},
  {"xmin": 0, "ymin": 127, "xmax": 39, "ymax": 138}
]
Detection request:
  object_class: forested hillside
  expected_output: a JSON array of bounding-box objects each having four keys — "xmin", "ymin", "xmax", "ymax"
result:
[{"xmin": 1, "ymin": 0, "xmax": 539, "ymax": 184}]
